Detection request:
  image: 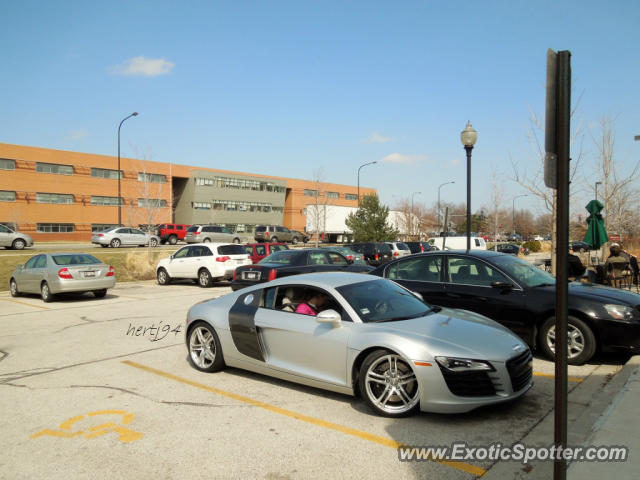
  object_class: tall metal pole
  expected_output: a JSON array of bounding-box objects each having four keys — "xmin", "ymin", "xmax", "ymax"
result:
[
  {"xmin": 117, "ymin": 112, "xmax": 138, "ymax": 226},
  {"xmin": 512, "ymin": 194, "xmax": 527, "ymax": 237},
  {"xmin": 357, "ymin": 161, "xmax": 377, "ymax": 207},
  {"xmin": 437, "ymin": 181, "xmax": 454, "ymax": 235},
  {"xmin": 465, "ymin": 146, "xmax": 473, "ymax": 251}
]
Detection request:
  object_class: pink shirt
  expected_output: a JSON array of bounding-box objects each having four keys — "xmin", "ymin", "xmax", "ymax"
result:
[{"xmin": 295, "ymin": 302, "xmax": 318, "ymax": 316}]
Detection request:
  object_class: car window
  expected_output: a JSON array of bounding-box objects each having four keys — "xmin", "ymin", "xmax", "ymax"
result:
[
  {"xmin": 244, "ymin": 246, "xmax": 254, "ymax": 255},
  {"xmin": 270, "ymin": 244, "xmax": 288, "ymax": 252},
  {"xmin": 491, "ymin": 254, "xmax": 555, "ymax": 287},
  {"xmin": 117, "ymin": 228, "xmax": 129, "ymax": 234},
  {"xmin": 35, "ymin": 255, "xmax": 48, "ymax": 268},
  {"xmin": 388, "ymin": 256, "xmax": 442, "ymax": 282},
  {"xmin": 174, "ymin": 247, "xmax": 190, "ymax": 258},
  {"xmin": 327, "ymin": 252, "xmax": 348, "ymax": 265},
  {"xmin": 24, "ymin": 256, "xmax": 39, "ymax": 269},
  {"xmin": 52, "ymin": 254, "xmax": 100, "ymax": 265},
  {"xmin": 378, "ymin": 244, "xmax": 392, "ymax": 254},
  {"xmin": 187, "ymin": 226, "xmax": 199, "ymax": 233},
  {"xmin": 446, "ymin": 256, "xmax": 509, "ymax": 286},
  {"xmin": 0, "ymin": 225, "xmax": 10, "ymax": 233},
  {"xmin": 276, "ymin": 226, "xmax": 285, "ymax": 232},
  {"xmin": 397, "ymin": 242, "xmax": 410, "ymax": 251},
  {"xmin": 189, "ymin": 246, "xmax": 208, "ymax": 257},
  {"xmin": 131, "ymin": 229, "xmax": 144, "ymax": 235},
  {"xmin": 256, "ymin": 226, "xmax": 266, "ymax": 232},
  {"xmin": 256, "ymin": 245, "xmax": 266, "ymax": 256},
  {"xmin": 218, "ymin": 245, "xmax": 246, "ymax": 255},
  {"xmin": 221, "ymin": 227, "xmax": 232, "ymax": 234},
  {"xmin": 260, "ymin": 250, "xmax": 301, "ymax": 265},
  {"xmin": 177, "ymin": 225, "xmax": 184, "ymax": 230},
  {"xmin": 309, "ymin": 252, "xmax": 329, "ymax": 265}
]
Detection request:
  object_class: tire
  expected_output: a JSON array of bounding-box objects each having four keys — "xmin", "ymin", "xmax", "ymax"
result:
[
  {"xmin": 292, "ymin": 237, "xmax": 299, "ymax": 245},
  {"xmin": 187, "ymin": 322, "xmax": 225, "ymax": 372},
  {"xmin": 41, "ymin": 282, "xmax": 54, "ymax": 303},
  {"xmin": 10, "ymin": 278, "xmax": 20, "ymax": 297},
  {"xmin": 168, "ymin": 235, "xmax": 178, "ymax": 245},
  {"xmin": 358, "ymin": 349, "xmax": 420, "ymax": 417},
  {"xmin": 233, "ymin": 237, "xmax": 240, "ymax": 244},
  {"xmin": 270, "ymin": 236, "xmax": 278, "ymax": 243},
  {"xmin": 93, "ymin": 289, "xmax": 107, "ymax": 298},
  {"xmin": 538, "ymin": 315, "xmax": 596, "ymax": 365},
  {"xmin": 198, "ymin": 268, "xmax": 213, "ymax": 288},
  {"xmin": 100, "ymin": 244, "xmax": 108, "ymax": 248},
  {"xmin": 157, "ymin": 268, "xmax": 171, "ymax": 285},
  {"xmin": 149, "ymin": 238, "xmax": 158, "ymax": 247},
  {"xmin": 110, "ymin": 238, "xmax": 121, "ymax": 248},
  {"xmin": 203, "ymin": 237, "xmax": 211, "ymax": 243},
  {"xmin": 12, "ymin": 239, "xmax": 26, "ymax": 250}
]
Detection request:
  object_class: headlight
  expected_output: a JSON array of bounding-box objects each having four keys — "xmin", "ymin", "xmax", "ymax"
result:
[
  {"xmin": 604, "ymin": 304, "xmax": 637, "ymax": 322},
  {"xmin": 435, "ymin": 356, "xmax": 495, "ymax": 372}
]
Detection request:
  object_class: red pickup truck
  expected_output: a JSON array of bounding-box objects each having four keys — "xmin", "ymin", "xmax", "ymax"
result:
[{"xmin": 156, "ymin": 224, "xmax": 191, "ymax": 245}]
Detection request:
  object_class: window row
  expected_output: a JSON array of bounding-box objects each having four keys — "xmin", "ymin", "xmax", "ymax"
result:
[
  {"xmin": 191, "ymin": 200, "xmax": 283, "ymax": 213},
  {"xmin": 195, "ymin": 176, "xmax": 285, "ymax": 193},
  {"xmin": 0, "ymin": 190, "xmax": 16, "ymax": 202},
  {"xmin": 304, "ymin": 189, "xmax": 353, "ymax": 200},
  {"xmin": 91, "ymin": 167, "xmax": 122, "ymax": 179},
  {"xmin": 37, "ymin": 223, "xmax": 74, "ymax": 233},
  {"xmin": 0, "ymin": 158, "xmax": 15, "ymax": 170}
]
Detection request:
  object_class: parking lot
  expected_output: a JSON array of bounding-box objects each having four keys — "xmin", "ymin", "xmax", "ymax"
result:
[{"xmin": 0, "ymin": 280, "xmax": 627, "ymax": 479}]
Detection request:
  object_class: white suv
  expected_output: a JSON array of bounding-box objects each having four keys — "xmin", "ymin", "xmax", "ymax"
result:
[
  {"xmin": 385, "ymin": 242, "xmax": 411, "ymax": 258},
  {"xmin": 156, "ymin": 243, "xmax": 251, "ymax": 287}
]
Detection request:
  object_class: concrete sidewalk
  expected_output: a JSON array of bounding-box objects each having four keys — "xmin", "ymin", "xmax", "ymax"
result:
[{"xmin": 568, "ymin": 355, "xmax": 640, "ymax": 480}]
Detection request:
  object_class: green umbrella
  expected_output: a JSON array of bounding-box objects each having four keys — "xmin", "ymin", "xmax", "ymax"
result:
[{"xmin": 584, "ymin": 199, "xmax": 608, "ymax": 249}]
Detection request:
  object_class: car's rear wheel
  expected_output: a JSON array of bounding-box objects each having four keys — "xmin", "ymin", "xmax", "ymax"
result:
[
  {"xmin": 233, "ymin": 237, "xmax": 240, "ymax": 244},
  {"xmin": 539, "ymin": 315, "xmax": 596, "ymax": 365},
  {"xmin": 10, "ymin": 278, "xmax": 20, "ymax": 297},
  {"xmin": 358, "ymin": 349, "xmax": 420, "ymax": 417},
  {"xmin": 93, "ymin": 289, "xmax": 107, "ymax": 298},
  {"xmin": 110, "ymin": 238, "xmax": 121, "ymax": 248},
  {"xmin": 292, "ymin": 237, "xmax": 298, "ymax": 244},
  {"xmin": 187, "ymin": 322, "xmax": 225, "ymax": 372},
  {"xmin": 157, "ymin": 268, "xmax": 171, "ymax": 285},
  {"xmin": 100, "ymin": 244, "xmax": 108, "ymax": 248},
  {"xmin": 41, "ymin": 282, "xmax": 54, "ymax": 303},
  {"xmin": 149, "ymin": 238, "xmax": 158, "ymax": 247},
  {"xmin": 198, "ymin": 268, "xmax": 213, "ymax": 287},
  {"xmin": 12, "ymin": 239, "xmax": 26, "ymax": 250},
  {"xmin": 270, "ymin": 236, "xmax": 278, "ymax": 243},
  {"xmin": 169, "ymin": 235, "xmax": 178, "ymax": 245},
  {"xmin": 203, "ymin": 238, "xmax": 211, "ymax": 243}
]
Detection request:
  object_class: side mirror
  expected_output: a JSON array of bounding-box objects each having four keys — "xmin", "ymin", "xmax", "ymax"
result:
[
  {"xmin": 169, "ymin": 254, "xmax": 174, "ymax": 261},
  {"xmin": 491, "ymin": 281, "xmax": 513, "ymax": 290},
  {"xmin": 316, "ymin": 309, "xmax": 342, "ymax": 328}
]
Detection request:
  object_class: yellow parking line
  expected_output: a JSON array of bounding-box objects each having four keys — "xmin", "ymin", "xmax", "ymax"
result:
[
  {"xmin": 123, "ymin": 360, "xmax": 486, "ymax": 477},
  {"xmin": 534, "ymin": 372, "xmax": 583, "ymax": 382},
  {"xmin": 0, "ymin": 298, "xmax": 51, "ymax": 310}
]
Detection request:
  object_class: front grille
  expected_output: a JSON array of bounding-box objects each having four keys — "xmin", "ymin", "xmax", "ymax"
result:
[
  {"xmin": 438, "ymin": 367, "xmax": 496, "ymax": 397},
  {"xmin": 506, "ymin": 350, "xmax": 533, "ymax": 392}
]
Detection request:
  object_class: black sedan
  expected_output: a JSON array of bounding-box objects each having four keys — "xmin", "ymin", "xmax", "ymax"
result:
[
  {"xmin": 371, "ymin": 250, "xmax": 640, "ymax": 364},
  {"xmin": 495, "ymin": 243, "xmax": 520, "ymax": 255},
  {"xmin": 232, "ymin": 249, "xmax": 373, "ymax": 290},
  {"xmin": 570, "ymin": 241, "xmax": 592, "ymax": 253}
]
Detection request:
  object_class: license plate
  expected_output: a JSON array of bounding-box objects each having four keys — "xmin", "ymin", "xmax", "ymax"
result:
[
  {"xmin": 243, "ymin": 271, "xmax": 259, "ymax": 280},
  {"xmin": 83, "ymin": 271, "xmax": 96, "ymax": 278}
]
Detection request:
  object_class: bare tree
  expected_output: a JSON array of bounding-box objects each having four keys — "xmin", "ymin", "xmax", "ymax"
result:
[{"xmin": 307, "ymin": 168, "xmax": 336, "ymax": 246}]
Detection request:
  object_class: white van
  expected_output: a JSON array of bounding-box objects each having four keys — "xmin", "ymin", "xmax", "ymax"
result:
[{"xmin": 428, "ymin": 236, "xmax": 487, "ymax": 250}]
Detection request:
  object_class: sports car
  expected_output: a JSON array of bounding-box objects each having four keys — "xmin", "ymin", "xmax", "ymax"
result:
[{"xmin": 185, "ymin": 272, "xmax": 533, "ymax": 416}]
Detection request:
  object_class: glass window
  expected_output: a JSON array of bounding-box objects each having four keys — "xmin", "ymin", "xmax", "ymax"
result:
[
  {"xmin": 138, "ymin": 198, "xmax": 167, "ymax": 208},
  {"xmin": 36, "ymin": 162, "xmax": 73, "ymax": 175},
  {"xmin": 36, "ymin": 223, "xmax": 74, "ymax": 233},
  {"xmin": 326, "ymin": 192, "xmax": 339, "ymax": 199},
  {"xmin": 25, "ymin": 256, "xmax": 39, "ymax": 269},
  {"xmin": 327, "ymin": 252, "xmax": 348, "ymax": 265},
  {"xmin": 260, "ymin": 250, "xmax": 300, "ymax": 265},
  {"xmin": 35, "ymin": 256, "xmax": 48, "ymax": 268},
  {"xmin": 52, "ymin": 254, "xmax": 100, "ymax": 265},
  {"xmin": 0, "ymin": 190, "xmax": 16, "ymax": 202},
  {"xmin": 91, "ymin": 224, "xmax": 119, "ymax": 232},
  {"xmin": 130, "ymin": 229, "xmax": 145, "ymax": 235},
  {"xmin": 36, "ymin": 193, "xmax": 74, "ymax": 204},
  {"xmin": 345, "ymin": 193, "xmax": 358, "ymax": 201},
  {"xmin": 388, "ymin": 256, "xmax": 442, "ymax": 282},
  {"xmin": 446, "ymin": 256, "xmax": 509, "ymax": 286},
  {"xmin": 91, "ymin": 167, "xmax": 121, "ymax": 179},
  {"xmin": 138, "ymin": 172, "xmax": 166, "ymax": 183},
  {"xmin": 218, "ymin": 245, "xmax": 246, "ymax": 255},
  {"xmin": 0, "ymin": 158, "xmax": 15, "ymax": 170},
  {"xmin": 256, "ymin": 245, "xmax": 266, "ymax": 256},
  {"xmin": 192, "ymin": 202, "xmax": 212, "ymax": 210},
  {"xmin": 91, "ymin": 196, "xmax": 121, "ymax": 206},
  {"xmin": 189, "ymin": 246, "xmax": 210, "ymax": 257},
  {"xmin": 309, "ymin": 252, "xmax": 329, "ymax": 265},
  {"xmin": 304, "ymin": 189, "xmax": 318, "ymax": 197},
  {"xmin": 0, "ymin": 224, "xmax": 11, "ymax": 233},
  {"xmin": 174, "ymin": 247, "xmax": 190, "ymax": 258}
]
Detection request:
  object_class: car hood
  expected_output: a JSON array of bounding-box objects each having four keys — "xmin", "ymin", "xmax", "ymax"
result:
[
  {"xmin": 531, "ymin": 282, "xmax": 640, "ymax": 305},
  {"xmin": 376, "ymin": 307, "xmax": 527, "ymax": 360}
]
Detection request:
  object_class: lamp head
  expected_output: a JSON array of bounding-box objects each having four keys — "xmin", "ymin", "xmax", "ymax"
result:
[
  {"xmin": 460, "ymin": 121, "xmax": 478, "ymax": 147},
  {"xmin": 132, "ymin": 112, "xmax": 139, "ymax": 116}
]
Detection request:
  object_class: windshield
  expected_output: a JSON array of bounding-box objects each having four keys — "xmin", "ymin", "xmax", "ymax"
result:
[
  {"xmin": 259, "ymin": 250, "xmax": 302, "ymax": 265},
  {"xmin": 186, "ymin": 226, "xmax": 199, "ymax": 232},
  {"xmin": 52, "ymin": 254, "xmax": 101, "ymax": 265},
  {"xmin": 336, "ymin": 279, "xmax": 431, "ymax": 323},
  {"xmin": 491, "ymin": 254, "xmax": 556, "ymax": 287}
]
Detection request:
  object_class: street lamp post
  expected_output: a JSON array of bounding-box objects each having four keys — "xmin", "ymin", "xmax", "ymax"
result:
[
  {"xmin": 357, "ymin": 161, "xmax": 377, "ymax": 207},
  {"xmin": 117, "ymin": 112, "xmax": 138, "ymax": 226},
  {"xmin": 595, "ymin": 181, "xmax": 602, "ymax": 202},
  {"xmin": 512, "ymin": 194, "xmax": 527, "ymax": 237},
  {"xmin": 460, "ymin": 122, "xmax": 478, "ymax": 251},
  {"xmin": 437, "ymin": 181, "xmax": 455, "ymax": 235},
  {"xmin": 411, "ymin": 191, "xmax": 421, "ymax": 238}
]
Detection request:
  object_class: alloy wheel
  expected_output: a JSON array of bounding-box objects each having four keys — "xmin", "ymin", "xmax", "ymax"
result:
[
  {"xmin": 364, "ymin": 354, "xmax": 419, "ymax": 415},
  {"xmin": 546, "ymin": 324, "xmax": 585, "ymax": 359},
  {"xmin": 189, "ymin": 326, "xmax": 216, "ymax": 369}
]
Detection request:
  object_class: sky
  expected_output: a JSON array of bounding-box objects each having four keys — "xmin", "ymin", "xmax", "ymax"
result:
[{"xmin": 2, "ymin": 0, "xmax": 639, "ymax": 218}]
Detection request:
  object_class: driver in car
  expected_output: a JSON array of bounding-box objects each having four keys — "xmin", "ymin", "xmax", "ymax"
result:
[{"xmin": 295, "ymin": 290, "xmax": 328, "ymax": 316}]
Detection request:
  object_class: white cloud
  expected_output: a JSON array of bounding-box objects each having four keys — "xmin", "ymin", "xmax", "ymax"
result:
[
  {"xmin": 111, "ymin": 56, "xmax": 175, "ymax": 77},
  {"xmin": 67, "ymin": 129, "xmax": 88, "ymax": 140},
  {"xmin": 365, "ymin": 132, "xmax": 393, "ymax": 143},
  {"xmin": 381, "ymin": 153, "xmax": 427, "ymax": 164}
]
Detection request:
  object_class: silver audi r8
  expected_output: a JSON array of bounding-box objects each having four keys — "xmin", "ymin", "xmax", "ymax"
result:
[{"xmin": 185, "ymin": 272, "xmax": 533, "ymax": 416}]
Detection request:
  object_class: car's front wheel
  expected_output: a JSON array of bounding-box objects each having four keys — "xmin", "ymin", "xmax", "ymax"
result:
[
  {"xmin": 41, "ymin": 282, "xmax": 54, "ymax": 303},
  {"xmin": 358, "ymin": 349, "xmax": 420, "ymax": 417},
  {"xmin": 93, "ymin": 289, "xmax": 107, "ymax": 298},
  {"xmin": 149, "ymin": 238, "xmax": 158, "ymax": 247},
  {"xmin": 292, "ymin": 237, "xmax": 298, "ymax": 244},
  {"xmin": 198, "ymin": 268, "xmax": 213, "ymax": 287},
  {"xmin": 270, "ymin": 236, "xmax": 278, "ymax": 243},
  {"xmin": 110, "ymin": 238, "xmax": 121, "ymax": 248},
  {"xmin": 10, "ymin": 278, "xmax": 20, "ymax": 297},
  {"xmin": 187, "ymin": 322, "xmax": 225, "ymax": 372},
  {"xmin": 233, "ymin": 237, "xmax": 240, "ymax": 244},
  {"xmin": 12, "ymin": 239, "xmax": 26, "ymax": 250},
  {"xmin": 168, "ymin": 235, "xmax": 178, "ymax": 245},
  {"xmin": 157, "ymin": 268, "xmax": 171, "ymax": 285},
  {"xmin": 539, "ymin": 315, "xmax": 596, "ymax": 365}
]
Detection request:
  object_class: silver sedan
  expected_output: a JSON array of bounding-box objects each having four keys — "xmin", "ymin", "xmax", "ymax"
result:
[
  {"xmin": 185, "ymin": 272, "xmax": 533, "ymax": 416},
  {"xmin": 0, "ymin": 224, "xmax": 34, "ymax": 250},
  {"xmin": 91, "ymin": 227, "xmax": 160, "ymax": 248},
  {"xmin": 10, "ymin": 253, "xmax": 116, "ymax": 302}
]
